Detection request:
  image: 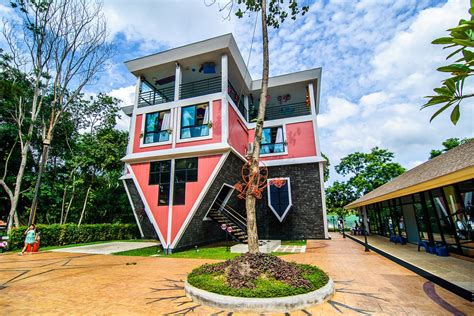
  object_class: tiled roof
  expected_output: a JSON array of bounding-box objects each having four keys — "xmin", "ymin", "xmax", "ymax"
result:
[{"xmin": 345, "ymin": 139, "xmax": 474, "ymax": 208}]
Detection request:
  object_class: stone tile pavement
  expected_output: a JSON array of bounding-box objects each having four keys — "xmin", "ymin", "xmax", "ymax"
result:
[
  {"xmin": 1, "ymin": 234, "xmax": 472, "ymax": 315},
  {"xmin": 274, "ymin": 245, "xmax": 306, "ymax": 253},
  {"xmin": 50, "ymin": 241, "xmax": 159, "ymax": 255}
]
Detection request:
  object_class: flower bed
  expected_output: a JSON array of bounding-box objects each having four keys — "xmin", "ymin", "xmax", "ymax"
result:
[{"xmin": 187, "ymin": 253, "xmax": 329, "ymax": 298}]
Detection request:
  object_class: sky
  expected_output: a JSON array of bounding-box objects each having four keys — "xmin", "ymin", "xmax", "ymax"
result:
[{"xmin": 2, "ymin": 0, "xmax": 473, "ymax": 183}]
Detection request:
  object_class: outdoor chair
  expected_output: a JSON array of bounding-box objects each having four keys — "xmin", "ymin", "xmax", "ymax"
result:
[
  {"xmin": 435, "ymin": 245, "xmax": 449, "ymax": 257},
  {"xmin": 417, "ymin": 240, "xmax": 429, "ymax": 252}
]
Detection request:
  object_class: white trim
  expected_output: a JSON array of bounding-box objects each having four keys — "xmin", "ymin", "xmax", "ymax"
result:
[
  {"xmin": 227, "ymin": 95, "xmax": 249, "ymax": 127},
  {"xmin": 119, "ymin": 173, "xmax": 133, "ymax": 180},
  {"xmin": 318, "ymin": 162, "xmax": 329, "ymax": 239},
  {"xmin": 170, "ymin": 152, "xmax": 229, "ymax": 249},
  {"xmin": 176, "ymin": 101, "xmax": 213, "ymax": 143},
  {"xmin": 260, "ymin": 156, "xmax": 325, "ymax": 167},
  {"xmin": 203, "ymin": 183, "xmax": 235, "ymax": 220},
  {"xmin": 139, "ymin": 109, "xmax": 173, "ymax": 148},
  {"xmin": 127, "ymin": 165, "xmax": 168, "ymax": 248},
  {"xmin": 260, "ymin": 124, "xmax": 288, "ymax": 157},
  {"xmin": 167, "ymin": 159, "xmax": 175, "ymax": 246},
  {"xmin": 122, "ymin": 179, "xmax": 145, "ymax": 238},
  {"xmin": 174, "ymin": 62, "xmax": 181, "ymax": 101},
  {"xmin": 127, "ymin": 77, "xmax": 141, "ymax": 155},
  {"xmin": 267, "ymin": 177, "xmax": 292, "ymax": 222},
  {"xmin": 248, "ymin": 115, "xmax": 314, "ymax": 129},
  {"xmin": 309, "ymin": 83, "xmax": 322, "ymax": 157},
  {"xmin": 122, "ymin": 142, "xmax": 231, "ymax": 163},
  {"xmin": 134, "ymin": 92, "xmax": 224, "ymax": 116},
  {"xmin": 221, "ymin": 53, "xmax": 228, "ymax": 95}
]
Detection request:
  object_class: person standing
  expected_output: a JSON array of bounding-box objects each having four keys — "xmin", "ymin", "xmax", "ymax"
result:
[{"xmin": 20, "ymin": 224, "xmax": 36, "ymax": 255}]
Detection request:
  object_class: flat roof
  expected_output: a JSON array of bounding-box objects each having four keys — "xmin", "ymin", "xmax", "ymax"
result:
[
  {"xmin": 345, "ymin": 139, "xmax": 474, "ymax": 209},
  {"xmin": 124, "ymin": 34, "xmax": 322, "ymax": 112}
]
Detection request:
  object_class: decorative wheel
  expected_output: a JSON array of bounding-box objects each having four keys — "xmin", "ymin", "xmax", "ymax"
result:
[{"xmin": 234, "ymin": 160, "xmax": 270, "ymax": 199}]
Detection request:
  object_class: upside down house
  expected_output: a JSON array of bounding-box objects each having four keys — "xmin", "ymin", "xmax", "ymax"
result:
[{"xmin": 121, "ymin": 34, "xmax": 328, "ymax": 253}]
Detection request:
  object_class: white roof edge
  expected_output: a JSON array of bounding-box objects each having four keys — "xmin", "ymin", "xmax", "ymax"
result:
[
  {"xmin": 125, "ymin": 33, "xmax": 234, "ymax": 74},
  {"xmin": 251, "ymin": 68, "xmax": 322, "ymax": 90}
]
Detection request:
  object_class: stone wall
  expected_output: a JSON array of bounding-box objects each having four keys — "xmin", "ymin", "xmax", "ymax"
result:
[{"xmin": 124, "ymin": 179, "xmax": 158, "ymax": 239}]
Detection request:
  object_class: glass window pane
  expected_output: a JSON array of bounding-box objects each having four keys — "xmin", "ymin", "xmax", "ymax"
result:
[
  {"xmin": 181, "ymin": 106, "xmax": 196, "ymax": 127},
  {"xmin": 173, "ymin": 182, "xmax": 186, "ymax": 205},
  {"xmin": 158, "ymin": 184, "xmax": 170, "ymax": 206}
]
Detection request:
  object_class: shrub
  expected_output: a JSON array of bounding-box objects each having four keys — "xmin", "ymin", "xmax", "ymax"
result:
[
  {"xmin": 8, "ymin": 223, "xmax": 140, "ymax": 250},
  {"xmin": 188, "ymin": 253, "xmax": 329, "ymax": 298}
]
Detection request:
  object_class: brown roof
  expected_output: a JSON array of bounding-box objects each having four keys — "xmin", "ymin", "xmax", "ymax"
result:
[{"xmin": 345, "ymin": 139, "xmax": 474, "ymax": 208}]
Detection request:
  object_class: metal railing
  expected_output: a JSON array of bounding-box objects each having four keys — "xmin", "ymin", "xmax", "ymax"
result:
[
  {"xmin": 249, "ymin": 101, "xmax": 311, "ymax": 121},
  {"xmin": 180, "ymin": 76, "xmax": 222, "ymax": 100},
  {"xmin": 138, "ymin": 85, "xmax": 175, "ymax": 108},
  {"xmin": 214, "ymin": 200, "xmax": 247, "ymax": 232},
  {"xmin": 227, "ymin": 81, "xmax": 248, "ymax": 119}
]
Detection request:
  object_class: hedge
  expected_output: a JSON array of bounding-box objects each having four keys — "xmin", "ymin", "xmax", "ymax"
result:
[{"xmin": 8, "ymin": 223, "xmax": 140, "ymax": 250}]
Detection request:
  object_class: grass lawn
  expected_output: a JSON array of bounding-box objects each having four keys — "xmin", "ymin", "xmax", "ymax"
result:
[{"xmin": 281, "ymin": 240, "xmax": 306, "ymax": 246}]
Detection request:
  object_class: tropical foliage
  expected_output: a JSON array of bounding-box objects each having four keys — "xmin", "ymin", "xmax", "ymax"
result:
[
  {"xmin": 422, "ymin": 1, "xmax": 474, "ymax": 125},
  {"xmin": 429, "ymin": 137, "xmax": 470, "ymax": 159}
]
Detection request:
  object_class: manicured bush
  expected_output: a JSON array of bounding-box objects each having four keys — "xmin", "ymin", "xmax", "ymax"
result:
[
  {"xmin": 8, "ymin": 223, "xmax": 140, "ymax": 250},
  {"xmin": 187, "ymin": 253, "xmax": 329, "ymax": 298}
]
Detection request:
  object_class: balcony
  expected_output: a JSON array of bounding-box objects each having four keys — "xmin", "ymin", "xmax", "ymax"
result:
[
  {"xmin": 138, "ymin": 85, "xmax": 174, "ymax": 108},
  {"xmin": 228, "ymin": 81, "xmax": 247, "ymax": 119},
  {"xmin": 249, "ymin": 101, "xmax": 311, "ymax": 121},
  {"xmin": 180, "ymin": 76, "xmax": 222, "ymax": 100}
]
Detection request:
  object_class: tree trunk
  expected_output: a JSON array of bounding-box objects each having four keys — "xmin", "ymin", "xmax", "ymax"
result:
[
  {"xmin": 245, "ymin": 0, "xmax": 270, "ymax": 254},
  {"xmin": 78, "ymin": 186, "xmax": 91, "ymax": 226},
  {"xmin": 6, "ymin": 139, "xmax": 31, "ymax": 234},
  {"xmin": 63, "ymin": 186, "xmax": 75, "ymax": 225},
  {"xmin": 60, "ymin": 169, "xmax": 75, "ymax": 224},
  {"xmin": 28, "ymin": 140, "xmax": 51, "ymax": 226}
]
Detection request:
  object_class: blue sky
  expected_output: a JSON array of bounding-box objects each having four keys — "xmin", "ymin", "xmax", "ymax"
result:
[{"xmin": 2, "ymin": 0, "xmax": 473, "ymax": 183}]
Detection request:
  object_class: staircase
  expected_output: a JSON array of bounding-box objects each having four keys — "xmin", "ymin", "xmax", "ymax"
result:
[{"xmin": 208, "ymin": 201, "xmax": 248, "ymax": 244}]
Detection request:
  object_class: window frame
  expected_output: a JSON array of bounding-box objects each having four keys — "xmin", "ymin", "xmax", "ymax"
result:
[
  {"xmin": 140, "ymin": 109, "xmax": 173, "ymax": 147},
  {"xmin": 260, "ymin": 124, "xmax": 288, "ymax": 157},
  {"xmin": 176, "ymin": 101, "xmax": 213, "ymax": 143},
  {"xmin": 266, "ymin": 177, "xmax": 292, "ymax": 222}
]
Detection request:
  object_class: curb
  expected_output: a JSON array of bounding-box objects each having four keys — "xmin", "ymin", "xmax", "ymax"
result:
[{"xmin": 184, "ymin": 278, "xmax": 334, "ymax": 313}]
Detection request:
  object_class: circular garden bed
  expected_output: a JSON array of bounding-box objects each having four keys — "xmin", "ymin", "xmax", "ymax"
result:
[{"xmin": 185, "ymin": 253, "xmax": 333, "ymax": 312}]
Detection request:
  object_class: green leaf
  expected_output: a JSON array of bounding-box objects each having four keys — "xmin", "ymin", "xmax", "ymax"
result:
[
  {"xmin": 446, "ymin": 47, "xmax": 464, "ymax": 60},
  {"xmin": 462, "ymin": 49, "xmax": 474, "ymax": 61},
  {"xmin": 429, "ymin": 102, "xmax": 453, "ymax": 122},
  {"xmin": 437, "ymin": 64, "xmax": 470, "ymax": 73},
  {"xmin": 433, "ymin": 87, "xmax": 453, "ymax": 97},
  {"xmin": 450, "ymin": 104, "xmax": 460, "ymax": 125},
  {"xmin": 424, "ymin": 95, "xmax": 452, "ymax": 106},
  {"xmin": 445, "ymin": 78, "xmax": 456, "ymax": 93},
  {"xmin": 452, "ymin": 39, "xmax": 474, "ymax": 47},
  {"xmin": 432, "ymin": 37, "xmax": 453, "ymax": 45}
]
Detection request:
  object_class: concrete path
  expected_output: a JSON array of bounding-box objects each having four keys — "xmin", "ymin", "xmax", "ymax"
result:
[
  {"xmin": 1, "ymin": 235, "xmax": 472, "ymax": 314},
  {"xmin": 50, "ymin": 241, "xmax": 159, "ymax": 254}
]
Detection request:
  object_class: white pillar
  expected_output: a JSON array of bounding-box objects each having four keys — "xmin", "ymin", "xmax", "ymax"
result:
[
  {"xmin": 221, "ymin": 54, "xmax": 228, "ymax": 93},
  {"xmin": 244, "ymin": 95, "xmax": 249, "ymax": 121},
  {"xmin": 174, "ymin": 62, "xmax": 181, "ymax": 101}
]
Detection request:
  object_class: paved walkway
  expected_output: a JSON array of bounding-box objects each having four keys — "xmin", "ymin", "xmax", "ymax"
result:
[
  {"xmin": 350, "ymin": 234, "xmax": 474, "ymax": 293},
  {"xmin": 51, "ymin": 241, "xmax": 159, "ymax": 255},
  {"xmin": 1, "ymin": 235, "xmax": 472, "ymax": 315},
  {"xmin": 274, "ymin": 245, "xmax": 306, "ymax": 253}
]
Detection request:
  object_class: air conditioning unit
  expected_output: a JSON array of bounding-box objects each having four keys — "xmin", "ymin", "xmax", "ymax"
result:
[{"xmin": 246, "ymin": 142, "xmax": 254, "ymax": 156}]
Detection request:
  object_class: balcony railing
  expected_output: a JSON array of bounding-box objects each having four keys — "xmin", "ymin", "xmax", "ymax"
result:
[
  {"xmin": 180, "ymin": 76, "xmax": 222, "ymax": 100},
  {"xmin": 249, "ymin": 101, "xmax": 311, "ymax": 121},
  {"xmin": 228, "ymin": 81, "xmax": 247, "ymax": 119},
  {"xmin": 138, "ymin": 85, "xmax": 175, "ymax": 108}
]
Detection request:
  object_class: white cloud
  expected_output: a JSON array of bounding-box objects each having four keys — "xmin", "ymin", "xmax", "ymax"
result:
[
  {"xmin": 319, "ymin": 97, "xmax": 359, "ymax": 127},
  {"xmin": 108, "ymin": 85, "xmax": 135, "ymax": 131}
]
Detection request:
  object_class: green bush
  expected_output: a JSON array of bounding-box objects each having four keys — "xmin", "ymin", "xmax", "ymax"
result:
[{"xmin": 8, "ymin": 223, "xmax": 140, "ymax": 250}]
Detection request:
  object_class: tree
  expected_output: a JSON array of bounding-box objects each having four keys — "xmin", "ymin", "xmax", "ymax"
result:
[
  {"xmin": 322, "ymin": 152, "xmax": 330, "ymax": 182},
  {"xmin": 3, "ymin": 0, "xmax": 113, "ymax": 227},
  {"xmin": 325, "ymin": 181, "xmax": 356, "ymax": 218},
  {"xmin": 207, "ymin": 0, "xmax": 308, "ymax": 253},
  {"xmin": 429, "ymin": 137, "xmax": 470, "ymax": 159},
  {"xmin": 335, "ymin": 147, "xmax": 405, "ymax": 197},
  {"xmin": 422, "ymin": 1, "xmax": 473, "ymax": 125}
]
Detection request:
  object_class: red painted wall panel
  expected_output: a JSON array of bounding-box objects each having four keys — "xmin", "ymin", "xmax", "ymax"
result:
[
  {"xmin": 247, "ymin": 121, "xmax": 316, "ymax": 160},
  {"xmin": 228, "ymin": 104, "xmax": 248, "ymax": 156},
  {"xmin": 170, "ymin": 154, "xmax": 222, "ymax": 244},
  {"xmin": 130, "ymin": 163, "xmax": 169, "ymax": 244}
]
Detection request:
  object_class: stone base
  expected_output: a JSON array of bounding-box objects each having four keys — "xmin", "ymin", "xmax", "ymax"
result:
[
  {"xmin": 230, "ymin": 240, "xmax": 281, "ymax": 253},
  {"xmin": 184, "ymin": 278, "xmax": 334, "ymax": 313}
]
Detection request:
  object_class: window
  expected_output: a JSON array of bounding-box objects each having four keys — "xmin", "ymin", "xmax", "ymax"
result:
[
  {"xmin": 172, "ymin": 158, "xmax": 198, "ymax": 205},
  {"xmin": 260, "ymin": 126, "xmax": 285, "ymax": 154},
  {"xmin": 267, "ymin": 178, "xmax": 292, "ymax": 222},
  {"xmin": 180, "ymin": 103, "xmax": 210, "ymax": 139},
  {"xmin": 175, "ymin": 158, "xmax": 198, "ymax": 183},
  {"xmin": 149, "ymin": 160, "xmax": 171, "ymax": 206},
  {"xmin": 144, "ymin": 110, "xmax": 171, "ymax": 144}
]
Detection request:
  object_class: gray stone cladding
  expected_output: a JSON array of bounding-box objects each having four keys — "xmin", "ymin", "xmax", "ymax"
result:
[
  {"xmin": 256, "ymin": 162, "xmax": 325, "ymax": 240},
  {"xmin": 124, "ymin": 178, "xmax": 158, "ymax": 239},
  {"xmin": 174, "ymin": 152, "xmax": 244, "ymax": 250}
]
